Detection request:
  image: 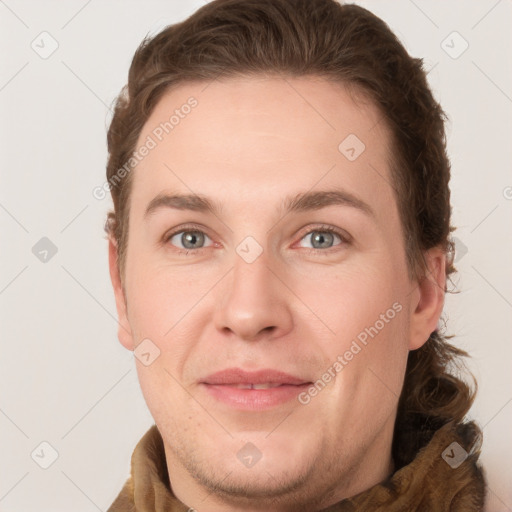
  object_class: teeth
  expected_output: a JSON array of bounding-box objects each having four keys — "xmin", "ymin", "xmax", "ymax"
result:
[
  {"xmin": 232, "ymin": 383, "xmax": 281, "ymax": 389},
  {"xmin": 251, "ymin": 383, "xmax": 280, "ymax": 389}
]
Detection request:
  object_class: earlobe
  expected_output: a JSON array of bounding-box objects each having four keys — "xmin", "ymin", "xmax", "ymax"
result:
[
  {"xmin": 408, "ymin": 248, "xmax": 446, "ymax": 351},
  {"xmin": 108, "ymin": 237, "xmax": 135, "ymax": 351}
]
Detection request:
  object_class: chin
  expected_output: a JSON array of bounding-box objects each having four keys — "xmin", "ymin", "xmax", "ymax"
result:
[
  {"xmin": 191, "ymin": 462, "xmax": 318, "ymax": 507},
  {"xmin": 204, "ymin": 441, "xmax": 320, "ymax": 491}
]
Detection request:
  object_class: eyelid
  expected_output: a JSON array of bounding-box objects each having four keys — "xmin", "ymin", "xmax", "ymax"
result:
[{"xmin": 295, "ymin": 223, "xmax": 352, "ymax": 245}]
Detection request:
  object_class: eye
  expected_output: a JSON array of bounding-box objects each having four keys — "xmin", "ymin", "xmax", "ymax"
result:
[
  {"xmin": 297, "ymin": 226, "xmax": 348, "ymax": 251},
  {"xmin": 166, "ymin": 227, "xmax": 214, "ymax": 253}
]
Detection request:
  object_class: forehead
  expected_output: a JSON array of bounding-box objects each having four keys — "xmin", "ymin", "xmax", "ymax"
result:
[{"xmin": 129, "ymin": 76, "xmax": 395, "ymax": 217}]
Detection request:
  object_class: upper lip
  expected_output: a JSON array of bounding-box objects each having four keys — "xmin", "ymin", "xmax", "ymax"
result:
[{"xmin": 201, "ymin": 368, "xmax": 310, "ymax": 386}]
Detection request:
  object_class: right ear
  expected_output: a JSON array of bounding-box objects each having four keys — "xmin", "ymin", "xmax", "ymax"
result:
[{"xmin": 108, "ymin": 236, "xmax": 135, "ymax": 351}]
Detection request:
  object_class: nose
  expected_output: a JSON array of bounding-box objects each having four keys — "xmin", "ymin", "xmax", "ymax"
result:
[{"xmin": 213, "ymin": 249, "xmax": 293, "ymax": 343}]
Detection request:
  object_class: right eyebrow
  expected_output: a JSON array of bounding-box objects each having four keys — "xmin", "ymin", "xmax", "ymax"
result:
[{"xmin": 144, "ymin": 193, "xmax": 222, "ymax": 219}]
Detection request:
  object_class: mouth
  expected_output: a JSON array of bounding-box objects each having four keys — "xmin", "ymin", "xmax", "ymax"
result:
[
  {"xmin": 200, "ymin": 368, "xmax": 312, "ymax": 410},
  {"xmin": 227, "ymin": 383, "xmax": 295, "ymax": 389}
]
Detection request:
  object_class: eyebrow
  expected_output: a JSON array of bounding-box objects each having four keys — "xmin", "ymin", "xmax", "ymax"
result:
[{"xmin": 144, "ymin": 188, "xmax": 375, "ymax": 219}]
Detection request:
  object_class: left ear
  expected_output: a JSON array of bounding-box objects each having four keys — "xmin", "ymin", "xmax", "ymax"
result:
[{"xmin": 409, "ymin": 246, "xmax": 446, "ymax": 350}]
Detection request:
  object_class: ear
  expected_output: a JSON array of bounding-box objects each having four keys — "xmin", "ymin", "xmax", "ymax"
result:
[
  {"xmin": 408, "ymin": 246, "xmax": 446, "ymax": 350},
  {"xmin": 108, "ymin": 236, "xmax": 135, "ymax": 351}
]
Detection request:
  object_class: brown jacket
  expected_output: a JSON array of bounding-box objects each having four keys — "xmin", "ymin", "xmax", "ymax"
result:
[{"xmin": 107, "ymin": 420, "xmax": 485, "ymax": 511}]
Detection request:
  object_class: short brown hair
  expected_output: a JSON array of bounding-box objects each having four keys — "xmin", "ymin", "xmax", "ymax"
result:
[{"xmin": 105, "ymin": 0, "xmax": 478, "ymax": 468}]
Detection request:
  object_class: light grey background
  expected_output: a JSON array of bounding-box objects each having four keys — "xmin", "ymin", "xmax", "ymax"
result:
[{"xmin": 1, "ymin": 1, "xmax": 511, "ymax": 510}]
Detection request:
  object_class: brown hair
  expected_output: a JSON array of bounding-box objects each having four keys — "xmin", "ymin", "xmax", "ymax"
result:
[{"xmin": 105, "ymin": 0, "xmax": 478, "ymax": 467}]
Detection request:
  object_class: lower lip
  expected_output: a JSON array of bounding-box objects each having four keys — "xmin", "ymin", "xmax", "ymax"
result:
[{"xmin": 201, "ymin": 383, "xmax": 311, "ymax": 410}]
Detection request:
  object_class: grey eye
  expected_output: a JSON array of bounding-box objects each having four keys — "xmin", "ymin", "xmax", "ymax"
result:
[
  {"xmin": 170, "ymin": 231, "xmax": 210, "ymax": 250},
  {"xmin": 300, "ymin": 230, "xmax": 342, "ymax": 250}
]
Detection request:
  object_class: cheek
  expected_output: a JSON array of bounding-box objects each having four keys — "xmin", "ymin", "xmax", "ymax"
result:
[
  {"xmin": 124, "ymin": 257, "xmax": 214, "ymax": 373},
  {"xmin": 304, "ymin": 263, "xmax": 410, "ymax": 403},
  {"xmin": 290, "ymin": 261, "xmax": 397, "ymax": 339},
  {"xmin": 318, "ymin": 310, "xmax": 409, "ymax": 439},
  {"xmin": 124, "ymin": 249, "xmax": 188, "ymax": 337},
  {"xmin": 134, "ymin": 361, "xmax": 181, "ymax": 436},
  {"xmin": 126, "ymin": 283, "xmax": 171, "ymax": 342}
]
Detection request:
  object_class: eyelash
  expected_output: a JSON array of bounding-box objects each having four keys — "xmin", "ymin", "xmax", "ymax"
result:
[{"xmin": 163, "ymin": 223, "xmax": 350, "ymax": 256}]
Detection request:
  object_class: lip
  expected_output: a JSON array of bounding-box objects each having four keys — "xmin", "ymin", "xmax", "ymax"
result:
[
  {"xmin": 200, "ymin": 368, "xmax": 312, "ymax": 410},
  {"xmin": 202, "ymin": 368, "xmax": 309, "ymax": 386}
]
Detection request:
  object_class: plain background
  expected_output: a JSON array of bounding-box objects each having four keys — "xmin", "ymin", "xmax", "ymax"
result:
[{"xmin": 1, "ymin": 1, "xmax": 511, "ymax": 510}]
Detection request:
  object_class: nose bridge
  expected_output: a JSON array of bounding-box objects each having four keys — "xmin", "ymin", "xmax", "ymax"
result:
[{"xmin": 213, "ymin": 239, "xmax": 292, "ymax": 341}]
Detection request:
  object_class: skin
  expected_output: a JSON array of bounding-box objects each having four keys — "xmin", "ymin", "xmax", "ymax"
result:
[{"xmin": 108, "ymin": 76, "xmax": 446, "ymax": 511}]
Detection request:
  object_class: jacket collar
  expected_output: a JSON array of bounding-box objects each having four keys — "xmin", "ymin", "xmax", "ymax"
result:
[{"xmin": 108, "ymin": 420, "xmax": 485, "ymax": 511}]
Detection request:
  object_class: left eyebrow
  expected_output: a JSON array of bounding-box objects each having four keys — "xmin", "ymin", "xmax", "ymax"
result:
[
  {"xmin": 284, "ymin": 189, "xmax": 375, "ymax": 218},
  {"xmin": 143, "ymin": 188, "xmax": 375, "ymax": 219}
]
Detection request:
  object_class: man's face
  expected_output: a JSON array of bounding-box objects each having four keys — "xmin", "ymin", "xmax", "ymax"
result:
[{"xmin": 111, "ymin": 76, "xmax": 434, "ymax": 508}]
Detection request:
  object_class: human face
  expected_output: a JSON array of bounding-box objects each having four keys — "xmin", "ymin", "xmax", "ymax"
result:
[{"xmin": 110, "ymin": 76, "xmax": 439, "ymax": 511}]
